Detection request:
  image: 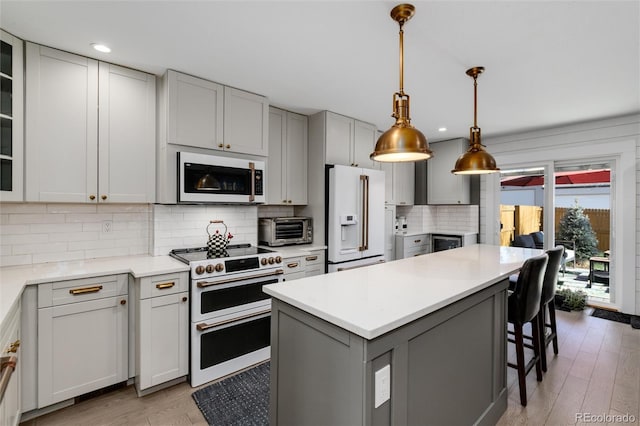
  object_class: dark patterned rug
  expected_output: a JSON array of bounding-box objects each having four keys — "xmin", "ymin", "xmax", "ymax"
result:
[
  {"xmin": 192, "ymin": 362, "xmax": 269, "ymax": 426},
  {"xmin": 591, "ymin": 308, "xmax": 640, "ymax": 329}
]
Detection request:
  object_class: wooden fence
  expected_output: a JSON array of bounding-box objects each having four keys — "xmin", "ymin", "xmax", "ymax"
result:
[
  {"xmin": 500, "ymin": 205, "xmax": 543, "ymax": 246},
  {"xmin": 500, "ymin": 205, "xmax": 610, "ymax": 251}
]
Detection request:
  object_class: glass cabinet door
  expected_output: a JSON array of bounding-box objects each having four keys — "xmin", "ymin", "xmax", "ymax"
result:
[{"xmin": 0, "ymin": 30, "xmax": 23, "ymax": 201}]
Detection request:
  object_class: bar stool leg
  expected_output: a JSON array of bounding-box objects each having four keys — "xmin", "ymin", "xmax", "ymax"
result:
[
  {"xmin": 514, "ymin": 324, "xmax": 528, "ymax": 406},
  {"xmin": 531, "ymin": 317, "xmax": 543, "ymax": 382},
  {"xmin": 538, "ymin": 306, "xmax": 548, "ymax": 372},
  {"xmin": 548, "ymin": 299, "xmax": 559, "ymax": 355}
]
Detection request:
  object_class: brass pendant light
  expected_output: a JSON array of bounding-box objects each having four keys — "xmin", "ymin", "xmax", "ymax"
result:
[
  {"xmin": 370, "ymin": 4, "xmax": 432, "ymax": 163},
  {"xmin": 452, "ymin": 67, "xmax": 500, "ymax": 174}
]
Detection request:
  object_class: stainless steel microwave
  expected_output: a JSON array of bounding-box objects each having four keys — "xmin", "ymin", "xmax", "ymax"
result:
[
  {"xmin": 258, "ymin": 217, "xmax": 313, "ymax": 246},
  {"xmin": 178, "ymin": 152, "xmax": 265, "ymax": 204}
]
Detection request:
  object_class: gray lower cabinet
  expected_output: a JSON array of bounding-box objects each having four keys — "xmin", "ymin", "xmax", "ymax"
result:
[
  {"xmin": 395, "ymin": 233, "xmax": 430, "ymax": 259},
  {"xmin": 270, "ymin": 280, "xmax": 508, "ymax": 426},
  {"xmin": 134, "ymin": 272, "xmax": 189, "ymax": 395},
  {"xmin": 36, "ymin": 275, "xmax": 129, "ymax": 408},
  {"xmin": 282, "ymin": 256, "xmax": 305, "ymax": 281}
]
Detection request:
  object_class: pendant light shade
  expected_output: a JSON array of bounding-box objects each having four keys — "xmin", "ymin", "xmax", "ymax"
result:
[
  {"xmin": 452, "ymin": 67, "xmax": 499, "ymax": 174},
  {"xmin": 370, "ymin": 4, "xmax": 432, "ymax": 163}
]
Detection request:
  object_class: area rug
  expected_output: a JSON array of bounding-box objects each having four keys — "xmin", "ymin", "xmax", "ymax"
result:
[
  {"xmin": 591, "ymin": 308, "xmax": 640, "ymax": 329},
  {"xmin": 192, "ymin": 362, "xmax": 269, "ymax": 426}
]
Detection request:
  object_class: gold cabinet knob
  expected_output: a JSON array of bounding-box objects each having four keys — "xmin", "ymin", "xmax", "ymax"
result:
[
  {"xmin": 225, "ymin": 144, "xmax": 231, "ymax": 149},
  {"xmin": 218, "ymin": 143, "xmax": 224, "ymax": 148},
  {"xmin": 182, "ymin": 296, "xmax": 188, "ymax": 302},
  {"xmin": 282, "ymin": 200, "xmax": 287, "ymax": 203},
  {"xmin": 89, "ymin": 195, "xmax": 96, "ymax": 200},
  {"xmin": 101, "ymin": 195, "xmax": 107, "ymax": 201},
  {"xmin": 120, "ymin": 299, "xmax": 127, "ymax": 305}
]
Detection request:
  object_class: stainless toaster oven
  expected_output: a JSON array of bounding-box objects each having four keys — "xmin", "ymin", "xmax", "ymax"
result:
[{"xmin": 258, "ymin": 217, "xmax": 313, "ymax": 246}]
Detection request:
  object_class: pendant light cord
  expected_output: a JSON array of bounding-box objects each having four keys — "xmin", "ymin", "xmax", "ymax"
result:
[
  {"xmin": 473, "ymin": 74, "xmax": 478, "ymax": 128},
  {"xmin": 399, "ymin": 23, "xmax": 405, "ymax": 96}
]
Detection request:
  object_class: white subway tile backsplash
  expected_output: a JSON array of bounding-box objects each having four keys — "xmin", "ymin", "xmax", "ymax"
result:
[
  {"xmin": 1, "ymin": 203, "xmax": 47, "ymax": 214},
  {"xmin": 32, "ymin": 223, "xmax": 84, "ymax": 234},
  {"xmin": 32, "ymin": 250, "xmax": 85, "ymax": 264},
  {"xmin": 12, "ymin": 242, "xmax": 68, "ymax": 255},
  {"xmin": 0, "ymin": 254, "xmax": 32, "ymax": 266},
  {"xmin": 0, "ymin": 203, "xmax": 152, "ymax": 267},
  {"xmin": 46, "ymin": 204, "xmax": 97, "ymax": 214},
  {"xmin": 0, "ymin": 224, "xmax": 31, "ymax": 235}
]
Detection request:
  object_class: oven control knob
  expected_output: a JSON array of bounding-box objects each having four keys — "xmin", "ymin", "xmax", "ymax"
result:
[
  {"xmin": 261, "ymin": 258, "xmax": 268, "ymax": 266},
  {"xmin": 215, "ymin": 263, "xmax": 224, "ymax": 272},
  {"xmin": 206, "ymin": 264, "xmax": 215, "ymax": 274},
  {"xmin": 268, "ymin": 257, "xmax": 275, "ymax": 264},
  {"xmin": 195, "ymin": 265, "xmax": 205, "ymax": 275},
  {"xmin": 275, "ymin": 256, "xmax": 282, "ymax": 264}
]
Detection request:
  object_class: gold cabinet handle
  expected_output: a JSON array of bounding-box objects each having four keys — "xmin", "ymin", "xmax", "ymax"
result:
[
  {"xmin": 101, "ymin": 195, "xmax": 107, "ymax": 201},
  {"xmin": 182, "ymin": 296, "xmax": 188, "ymax": 302},
  {"xmin": 414, "ymin": 239, "xmax": 422, "ymax": 243},
  {"xmin": 69, "ymin": 285, "xmax": 103, "ymax": 295},
  {"xmin": 226, "ymin": 144, "xmax": 231, "ymax": 149},
  {"xmin": 218, "ymin": 143, "xmax": 224, "ymax": 148},
  {"xmin": 6, "ymin": 340, "xmax": 20, "ymax": 354},
  {"xmin": 156, "ymin": 282, "xmax": 175, "ymax": 290},
  {"xmin": 89, "ymin": 195, "xmax": 96, "ymax": 200},
  {"xmin": 120, "ymin": 299, "xmax": 127, "ymax": 305},
  {"xmin": 287, "ymin": 262, "xmax": 299, "ymax": 268},
  {"xmin": 0, "ymin": 355, "xmax": 18, "ymax": 403},
  {"xmin": 282, "ymin": 200, "xmax": 287, "ymax": 203},
  {"xmin": 305, "ymin": 256, "xmax": 318, "ymax": 261}
]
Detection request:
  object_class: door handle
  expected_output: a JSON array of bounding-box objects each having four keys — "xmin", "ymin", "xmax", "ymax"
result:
[{"xmin": 196, "ymin": 309, "xmax": 271, "ymax": 331}]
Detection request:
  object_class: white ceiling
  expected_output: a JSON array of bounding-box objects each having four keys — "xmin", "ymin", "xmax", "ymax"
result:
[{"xmin": 2, "ymin": 1, "xmax": 638, "ymax": 142}]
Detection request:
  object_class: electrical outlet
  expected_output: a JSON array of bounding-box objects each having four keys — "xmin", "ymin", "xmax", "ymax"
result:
[
  {"xmin": 102, "ymin": 220, "xmax": 113, "ymax": 233},
  {"xmin": 374, "ymin": 364, "xmax": 391, "ymax": 408}
]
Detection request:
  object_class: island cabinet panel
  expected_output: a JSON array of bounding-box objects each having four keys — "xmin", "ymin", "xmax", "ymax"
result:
[{"xmin": 269, "ymin": 280, "xmax": 508, "ymax": 426}]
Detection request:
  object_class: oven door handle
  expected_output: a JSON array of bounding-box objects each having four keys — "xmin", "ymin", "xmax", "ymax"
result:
[
  {"xmin": 196, "ymin": 309, "xmax": 271, "ymax": 331},
  {"xmin": 197, "ymin": 269, "xmax": 284, "ymax": 288}
]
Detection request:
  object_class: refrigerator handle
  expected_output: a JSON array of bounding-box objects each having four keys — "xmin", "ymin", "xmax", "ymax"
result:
[{"xmin": 359, "ymin": 174, "xmax": 369, "ymax": 251}]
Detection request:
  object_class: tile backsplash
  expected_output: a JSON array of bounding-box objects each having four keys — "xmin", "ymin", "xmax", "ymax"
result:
[
  {"xmin": 0, "ymin": 203, "xmax": 151, "ymax": 267},
  {"xmin": 152, "ymin": 204, "xmax": 258, "ymax": 256},
  {"xmin": 396, "ymin": 204, "xmax": 479, "ymax": 233}
]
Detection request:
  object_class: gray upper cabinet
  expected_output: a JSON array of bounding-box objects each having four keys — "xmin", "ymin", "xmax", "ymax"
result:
[
  {"xmin": 166, "ymin": 70, "xmax": 224, "ymax": 150},
  {"xmin": 427, "ymin": 138, "xmax": 471, "ymax": 204},
  {"xmin": 324, "ymin": 111, "xmax": 377, "ymax": 169},
  {"xmin": 223, "ymin": 86, "xmax": 269, "ymax": 157},
  {"xmin": 25, "ymin": 43, "xmax": 156, "ymax": 203},
  {"xmin": 165, "ymin": 71, "xmax": 268, "ymax": 157},
  {"xmin": 267, "ymin": 107, "xmax": 308, "ymax": 205}
]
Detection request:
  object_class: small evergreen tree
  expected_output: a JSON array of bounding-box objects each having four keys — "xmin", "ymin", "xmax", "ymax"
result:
[{"xmin": 558, "ymin": 201, "xmax": 598, "ymax": 262}]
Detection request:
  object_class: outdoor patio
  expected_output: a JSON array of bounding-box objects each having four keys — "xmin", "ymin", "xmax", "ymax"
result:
[{"xmin": 556, "ymin": 265, "xmax": 610, "ymax": 304}]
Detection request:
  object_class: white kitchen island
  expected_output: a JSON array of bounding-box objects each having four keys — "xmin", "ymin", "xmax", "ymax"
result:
[{"xmin": 263, "ymin": 244, "xmax": 542, "ymax": 426}]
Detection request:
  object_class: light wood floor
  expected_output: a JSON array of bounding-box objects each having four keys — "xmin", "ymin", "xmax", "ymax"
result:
[{"xmin": 21, "ymin": 308, "xmax": 640, "ymax": 426}]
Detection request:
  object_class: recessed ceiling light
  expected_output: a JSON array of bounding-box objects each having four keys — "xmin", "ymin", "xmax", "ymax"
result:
[
  {"xmin": 438, "ymin": 127, "xmax": 447, "ymax": 132},
  {"xmin": 91, "ymin": 43, "xmax": 111, "ymax": 53}
]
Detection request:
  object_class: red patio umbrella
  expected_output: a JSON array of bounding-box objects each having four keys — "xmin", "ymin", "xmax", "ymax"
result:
[{"xmin": 501, "ymin": 169, "xmax": 610, "ymax": 186}]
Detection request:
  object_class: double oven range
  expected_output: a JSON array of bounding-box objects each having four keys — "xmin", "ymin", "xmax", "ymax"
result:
[{"xmin": 170, "ymin": 244, "xmax": 283, "ymax": 387}]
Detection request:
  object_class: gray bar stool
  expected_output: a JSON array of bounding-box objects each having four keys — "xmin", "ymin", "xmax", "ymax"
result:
[{"xmin": 507, "ymin": 253, "xmax": 548, "ymax": 406}]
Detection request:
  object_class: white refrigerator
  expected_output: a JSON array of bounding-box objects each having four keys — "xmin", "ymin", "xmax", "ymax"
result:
[{"xmin": 327, "ymin": 165, "xmax": 385, "ymax": 272}]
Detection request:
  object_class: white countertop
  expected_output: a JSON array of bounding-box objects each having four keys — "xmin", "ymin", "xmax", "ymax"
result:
[
  {"xmin": 0, "ymin": 255, "xmax": 189, "ymax": 326},
  {"xmin": 263, "ymin": 244, "xmax": 542, "ymax": 340}
]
